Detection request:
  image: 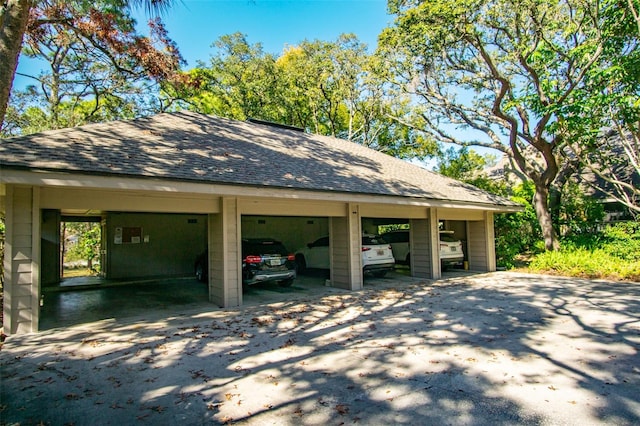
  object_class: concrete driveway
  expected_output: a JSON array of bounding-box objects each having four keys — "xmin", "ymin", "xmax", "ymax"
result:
[{"xmin": 1, "ymin": 272, "xmax": 639, "ymax": 425}]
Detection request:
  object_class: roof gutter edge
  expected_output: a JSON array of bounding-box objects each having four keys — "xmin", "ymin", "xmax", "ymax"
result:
[{"xmin": 0, "ymin": 167, "xmax": 524, "ymax": 212}]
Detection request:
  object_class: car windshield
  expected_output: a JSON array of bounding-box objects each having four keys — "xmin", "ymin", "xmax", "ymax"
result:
[
  {"xmin": 440, "ymin": 235, "xmax": 458, "ymax": 242},
  {"xmin": 362, "ymin": 235, "xmax": 387, "ymax": 245}
]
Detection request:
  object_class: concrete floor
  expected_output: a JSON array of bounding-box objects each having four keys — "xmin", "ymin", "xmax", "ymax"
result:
[
  {"xmin": 38, "ymin": 267, "xmax": 466, "ymax": 331},
  {"xmin": 40, "ymin": 277, "xmax": 210, "ymax": 330},
  {"xmin": 39, "ymin": 271, "xmax": 340, "ymax": 331}
]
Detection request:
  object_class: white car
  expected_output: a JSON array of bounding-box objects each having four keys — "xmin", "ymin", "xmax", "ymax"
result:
[
  {"xmin": 295, "ymin": 234, "xmax": 395, "ymax": 277},
  {"xmin": 382, "ymin": 230, "xmax": 464, "ymax": 268},
  {"xmin": 295, "ymin": 236, "xmax": 330, "ymax": 272}
]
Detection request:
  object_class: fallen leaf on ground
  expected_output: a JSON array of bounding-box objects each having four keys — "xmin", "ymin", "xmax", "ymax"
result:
[{"xmin": 336, "ymin": 404, "xmax": 350, "ymax": 415}]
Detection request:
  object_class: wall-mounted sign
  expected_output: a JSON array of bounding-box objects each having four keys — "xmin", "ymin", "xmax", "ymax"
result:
[{"xmin": 114, "ymin": 226, "xmax": 143, "ymax": 244}]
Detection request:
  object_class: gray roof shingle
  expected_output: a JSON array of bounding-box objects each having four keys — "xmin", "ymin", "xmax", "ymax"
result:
[{"xmin": 0, "ymin": 110, "xmax": 518, "ymax": 207}]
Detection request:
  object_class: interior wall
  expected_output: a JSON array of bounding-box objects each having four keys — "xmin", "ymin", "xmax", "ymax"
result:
[
  {"xmin": 361, "ymin": 218, "xmax": 378, "ymax": 235},
  {"xmin": 106, "ymin": 212, "xmax": 207, "ymax": 279},
  {"xmin": 241, "ymin": 216, "xmax": 329, "ymax": 255}
]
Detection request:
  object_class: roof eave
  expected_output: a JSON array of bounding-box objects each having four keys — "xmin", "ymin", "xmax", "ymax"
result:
[{"xmin": 0, "ymin": 167, "xmax": 523, "ymax": 212}]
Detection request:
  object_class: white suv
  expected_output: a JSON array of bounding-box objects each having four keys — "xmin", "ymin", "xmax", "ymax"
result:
[
  {"xmin": 439, "ymin": 231, "xmax": 465, "ymax": 267},
  {"xmin": 361, "ymin": 234, "xmax": 395, "ymax": 277},
  {"xmin": 295, "ymin": 234, "xmax": 395, "ymax": 277},
  {"xmin": 382, "ymin": 230, "xmax": 464, "ymax": 268}
]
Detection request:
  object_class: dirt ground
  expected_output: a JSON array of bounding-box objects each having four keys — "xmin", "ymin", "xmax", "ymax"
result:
[{"xmin": 0, "ymin": 272, "xmax": 639, "ymax": 425}]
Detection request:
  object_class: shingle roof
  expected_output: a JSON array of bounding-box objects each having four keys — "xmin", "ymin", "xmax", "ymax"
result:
[{"xmin": 0, "ymin": 110, "xmax": 518, "ymax": 208}]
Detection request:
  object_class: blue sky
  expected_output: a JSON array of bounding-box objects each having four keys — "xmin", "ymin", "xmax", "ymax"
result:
[
  {"xmin": 157, "ymin": 0, "xmax": 393, "ymax": 67},
  {"xmin": 14, "ymin": 0, "xmax": 393, "ymax": 87}
]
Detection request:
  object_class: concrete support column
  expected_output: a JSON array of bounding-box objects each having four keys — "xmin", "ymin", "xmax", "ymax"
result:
[
  {"xmin": 485, "ymin": 211, "xmax": 496, "ymax": 272},
  {"xmin": 3, "ymin": 185, "xmax": 41, "ymax": 335},
  {"xmin": 208, "ymin": 197, "xmax": 241, "ymax": 307},
  {"xmin": 330, "ymin": 203, "xmax": 362, "ymax": 290},
  {"xmin": 428, "ymin": 207, "xmax": 441, "ymax": 279},
  {"xmin": 409, "ymin": 218, "xmax": 431, "ymax": 279}
]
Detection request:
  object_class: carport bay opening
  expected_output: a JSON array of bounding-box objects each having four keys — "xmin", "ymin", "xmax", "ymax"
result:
[
  {"xmin": 40, "ymin": 213, "xmax": 471, "ymax": 287},
  {"xmin": 238, "ymin": 215, "xmax": 472, "ymax": 277},
  {"xmin": 33, "ymin": 206, "xmax": 490, "ymax": 332},
  {"xmin": 41, "ymin": 212, "xmax": 209, "ymax": 287},
  {"xmin": 365, "ymin": 218, "xmax": 468, "ymax": 268}
]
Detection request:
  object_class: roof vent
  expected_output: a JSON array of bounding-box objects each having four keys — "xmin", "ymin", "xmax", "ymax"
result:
[{"xmin": 247, "ymin": 118, "xmax": 304, "ymax": 132}]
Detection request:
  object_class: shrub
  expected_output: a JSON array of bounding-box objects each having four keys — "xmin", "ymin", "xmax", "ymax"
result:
[
  {"xmin": 600, "ymin": 222, "xmax": 640, "ymax": 262},
  {"xmin": 494, "ymin": 182, "xmax": 542, "ymax": 268},
  {"xmin": 529, "ymin": 247, "xmax": 640, "ymax": 281},
  {"xmin": 527, "ymin": 221, "xmax": 640, "ymax": 281}
]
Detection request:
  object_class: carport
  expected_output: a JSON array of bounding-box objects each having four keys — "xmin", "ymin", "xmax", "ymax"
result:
[{"xmin": 1, "ymin": 111, "xmax": 521, "ymax": 335}]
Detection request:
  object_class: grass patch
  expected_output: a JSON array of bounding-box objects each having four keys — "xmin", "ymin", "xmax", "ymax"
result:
[{"xmin": 63, "ymin": 268, "xmax": 98, "ymax": 278}]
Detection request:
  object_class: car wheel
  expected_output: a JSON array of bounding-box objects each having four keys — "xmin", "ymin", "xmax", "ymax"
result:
[
  {"xmin": 278, "ymin": 278, "xmax": 294, "ymax": 287},
  {"xmin": 195, "ymin": 262, "xmax": 205, "ymax": 282},
  {"xmin": 373, "ymin": 270, "xmax": 387, "ymax": 278},
  {"xmin": 295, "ymin": 254, "xmax": 307, "ymax": 274}
]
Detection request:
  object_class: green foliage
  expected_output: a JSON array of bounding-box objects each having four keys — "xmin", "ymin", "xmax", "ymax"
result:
[
  {"xmin": 168, "ymin": 32, "xmax": 437, "ymax": 160},
  {"xmin": 379, "ymin": 0, "xmax": 638, "ymax": 250},
  {"xmin": 378, "ymin": 223, "xmax": 410, "ymax": 234},
  {"xmin": 494, "ymin": 182, "xmax": 542, "ymax": 268},
  {"xmin": 600, "ymin": 221, "xmax": 640, "ymax": 262},
  {"xmin": 554, "ymin": 0, "xmax": 640, "ymax": 214},
  {"xmin": 434, "ymin": 147, "xmax": 540, "ymax": 268},
  {"xmin": 556, "ymin": 181, "xmax": 605, "ymax": 236},
  {"xmin": 2, "ymin": 0, "xmax": 183, "ymax": 136},
  {"xmin": 557, "ymin": 220, "xmax": 640, "ymax": 262},
  {"xmin": 64, "ymin": 222, "xmax": 101, "ymax": 272},
  {"xmin": 436, "ymin": 146, "xmax": 485, "ymax": 180},
  {"xmin": 2, "ymin": 97, "xmax": 142, "ymax": 137},
  {"xmin": 528, "ymin": 221, "xmax": 640, "ymax": 281},
  {"xmin": 529, "ymin": 247, "xmax": 640, "ymax": 281}
]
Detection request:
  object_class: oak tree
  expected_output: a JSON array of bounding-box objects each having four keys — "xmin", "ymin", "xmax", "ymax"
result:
[{"xmin": 378, "ymin": 0, "xmax": 612, "ymax": 250}]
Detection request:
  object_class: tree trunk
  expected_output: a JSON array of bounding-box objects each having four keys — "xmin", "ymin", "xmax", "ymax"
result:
[
  {"xmin": 533, "ymin": 182, "xmax": 560, "ymax": 251},
  {"xmin": 0, "ymin": 0, "xmax": 32, "ymax": 129},
  {"xmin": 548, "ymin": 162, "xmax": 575, "ymax": 238}
]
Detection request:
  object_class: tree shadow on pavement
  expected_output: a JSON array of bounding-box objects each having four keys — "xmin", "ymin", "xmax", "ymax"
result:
[{"xmin": 1, "ymin": 272, "xmax": 638, "ymax": 425}]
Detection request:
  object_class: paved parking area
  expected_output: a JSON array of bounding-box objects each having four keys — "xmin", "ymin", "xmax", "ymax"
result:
[{"xmin": 1, "ymin": 272, "xmax": 639, "ymax": 425}]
